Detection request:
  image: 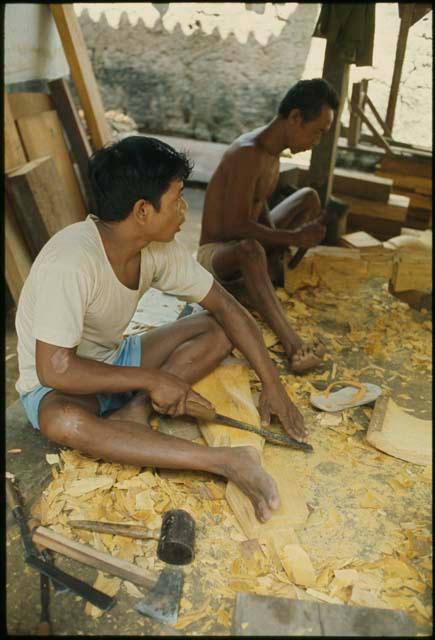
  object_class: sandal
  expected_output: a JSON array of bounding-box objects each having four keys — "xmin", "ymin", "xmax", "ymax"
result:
[{"xmin": 310, "ymin": 380, "xmax": 382, "ymax": 413}]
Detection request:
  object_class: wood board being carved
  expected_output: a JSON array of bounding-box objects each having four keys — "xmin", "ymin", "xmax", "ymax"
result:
[
  {"xmin": 367, "ymin": 397, "xmax": 432, "ymax": 466},
  {"xmin": 193, "ymin": 360, "xmax": 308, "ymax": 542}
]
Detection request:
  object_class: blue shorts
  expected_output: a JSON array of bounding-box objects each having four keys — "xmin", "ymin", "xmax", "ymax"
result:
[{"xmin": 20, "ymin": 334, "xmax": 142, "ymax": 430}]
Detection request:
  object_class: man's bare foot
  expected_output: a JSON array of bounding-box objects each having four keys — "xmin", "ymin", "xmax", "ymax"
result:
[
  {"xmin": 221, "ymin": 446, "xmax": 280, "ymax": 522},
  {"xmin": 290, "ymin": 340, "xmax": 326, "ymax": 374},
  {"xmin": 106, "ymin": 391, "xmax": 152, "ymax": 426}
]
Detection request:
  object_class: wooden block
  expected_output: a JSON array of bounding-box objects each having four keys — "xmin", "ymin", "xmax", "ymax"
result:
[
  {"xmin": 394, "ymin": 188, "xmax": 432, "ymax": 211},
  {"xmin": 289, "ymin": 162, "xmax": 393, "ymax": 202},
  {"xmin": 193, "ymin": 361, "xmax": 309, "ymax": 541},
  {"xmin": 284, "ymin": 246, "xmax": 394, "ymax": 294},
  {"xmin": 380, "ymin": 154, "xmax": 432, "ymax": 179},
  {"xmin": 5, "ymin": 194, "xmax": 32, "ymax": 305},
  {"xmin": 278, "ymin": 544, "xmax": 316, "ymax": 587},
  {"xmin": 346, "ymin": 213, "xmax": 403, "ymax": 240},
  {"xmin": 340, "ymin": 193, "xmax": 409, "ymax": 223},
  {"xmin": 4, "ymin": 93, "xmax": 27, "ymax": 172},
  {"xmin": 8, "ymin": 92, "xmax": 53, "ymax": 120},
  {"xmin": 16, "ymin": 110, "xmax": 86, "ymax": 222},
  {"xmin": 50, "ymin": 4, "xmax": 111, "ymax": 150},
  {"xmin": 49, "ymin": 77, "xmax": 92, "ymax": 207},
  {"xmin": 376, "ymin": 170, "xmax": 432, "ymax": 196},
  {"xmin": 6, "ymin": 156, "xmax": 76, "ymax": 258},
  {"xmin": 340, "ymin": 231, "xmax": 383, "ymax": 250},
  {"xmin": 390, "ymin": 250, "xmax": 432, "ymax": 293},
  {"xmin": 367, "ymin": 397, "xmax": 432, "ymax": 466}
]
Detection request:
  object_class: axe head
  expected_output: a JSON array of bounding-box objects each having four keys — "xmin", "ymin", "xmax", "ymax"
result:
[{"xmin": 134, "ymin": 568, "xmax": 183, "ymax": 625}]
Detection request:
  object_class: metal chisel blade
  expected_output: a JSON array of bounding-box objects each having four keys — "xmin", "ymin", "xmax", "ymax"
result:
[{"xmin": 214, "ymin": 413, "xmax": 313, "ymax": 452}]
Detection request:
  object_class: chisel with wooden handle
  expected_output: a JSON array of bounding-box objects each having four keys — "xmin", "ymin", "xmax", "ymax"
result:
[{"xmin": 185, "ymin": 397, "xmax": 313, "ymax": 452}]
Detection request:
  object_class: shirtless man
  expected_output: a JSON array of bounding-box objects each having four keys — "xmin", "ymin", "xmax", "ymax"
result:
[
  {"xmin": 198, "ymin": 79, "xmax": 339, "ymax": 373},
  {"xmin": 15, "ymin": 136, "xmax": 307, "ymax": 524}
]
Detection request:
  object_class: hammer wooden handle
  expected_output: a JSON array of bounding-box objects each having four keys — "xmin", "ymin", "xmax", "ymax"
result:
[
  {"xmin": 68, "ymin": 520, "xmax": 159, "ymax": 540},
  {"xmin": 185, "ymin": 397, "xmax": 216, "ymax": 422},
  {"xmin": 33, "ymin": 526, "xmax": 157, "ymax": 588}
]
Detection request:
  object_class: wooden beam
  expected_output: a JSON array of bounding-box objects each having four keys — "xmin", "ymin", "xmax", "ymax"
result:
[
  {"xmin": 352, "ymin": 104, "xmax": 394, "ymax": 155},
  {"xmin": 290, "ymin": 163, "xmax": 393, "ymax": 203},
  {"xmin": 339, "ymin": 193, "xmax": 409, "ymax": 223},
  {"xmin": 365, "ymin": 94, "xmax": 392, "ymax": 138},
  {"xmin": 347, "ymin": 80, "xmax": 368, "ymax": 147},
  {"xmin": 6, "ymin": 156, "xmax": 75, "ymax": 258},
  {"xmin": 49, "ymin": 77, "xmax": 93, "ymax": 206},
  {"xmin": 385, "ymin": 4, "xmax": 415, "ymax": 134},
  {"xmin": 4, "ymin": 92, "xmax": 27, "ymax": 172},
  {"xmin": 5, "ymin": 194, "xmax": 32, "ymax": 305},
  {"xmin": 16, "ymin": 110, "xmax": 86, "ymax": 221},
  {"xmin": 50, "ymin": 4, "xmax": 111, "ymax": 150},
  {"xmin": 306, "ymin": 42, "xmax": 350, "ymax": 207}
]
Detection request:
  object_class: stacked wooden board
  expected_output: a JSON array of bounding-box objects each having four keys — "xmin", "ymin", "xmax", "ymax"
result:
[
  {"xmin": 375, "ymin": 154, "xmax": 432, "ymax": 231},
  {"xmin": 4, "ymin": 5, "xmax": 112, "ymax": 306}
]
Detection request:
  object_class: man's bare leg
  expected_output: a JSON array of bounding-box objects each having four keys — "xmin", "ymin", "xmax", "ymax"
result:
[
  {"xmin": 211, "ymin": 188, "xmax": 325, "ymax": 372},
  {"xmin": 38, "ymin": 313, "xmax": 280, "ymax": 522}
]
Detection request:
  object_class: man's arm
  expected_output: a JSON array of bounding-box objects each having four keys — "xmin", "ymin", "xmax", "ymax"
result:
[
  {"xmin": 35, "ymin": 341, "xmax": 212, "ymax": 416},
  {"xmin": 200, "ymin": 281, "xmax": 307, "ymax": 441},
  {"xmin": 221, "ymin": 149, "xmax": 323, "ymax": 249}
]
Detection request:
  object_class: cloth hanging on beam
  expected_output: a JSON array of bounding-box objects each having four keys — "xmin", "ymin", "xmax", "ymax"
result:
[{"xmin": 313, "ymin": 3, "xmax": 376, "ymax": 67}]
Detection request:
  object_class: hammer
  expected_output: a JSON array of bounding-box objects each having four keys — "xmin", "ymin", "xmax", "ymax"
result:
[{"xmin": 68, "ymin": 509, "xmax": 195, "ymax": 565}]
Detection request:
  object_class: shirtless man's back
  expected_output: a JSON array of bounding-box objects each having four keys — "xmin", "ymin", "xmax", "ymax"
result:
[{"xmin": 198, "ymin": 79, "xmax": 339, "ymax": 373}]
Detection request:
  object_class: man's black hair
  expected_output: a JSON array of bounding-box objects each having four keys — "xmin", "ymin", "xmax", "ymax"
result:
[
  {"xmin": 278, "ymin": 78, "xmax": 339, "ymax": 122},
  {"xmin": 88, "ymin": 136, "xmax": 193, "ymax": 221}
]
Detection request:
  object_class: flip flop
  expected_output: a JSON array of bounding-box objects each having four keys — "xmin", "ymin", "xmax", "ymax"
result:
[{"xmin": 310, "ymin": 380, "xmax": 382, "ymax": 413}]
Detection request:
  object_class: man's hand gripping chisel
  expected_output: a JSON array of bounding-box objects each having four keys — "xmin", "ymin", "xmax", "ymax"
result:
[
  {"xmin": 6, "ymin": 477, "xmax": 115, "ymax": 612},
  {"xmin": 185, "ymin": 397, "xmax": 313, "ymax": 452}
]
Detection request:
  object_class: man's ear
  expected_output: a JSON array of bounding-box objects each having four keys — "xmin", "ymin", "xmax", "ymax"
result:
[
  {"xmin": 287, "ymin": 108, "xmax": 303, "ymax": 126},
  {"xmin": 132, "ymin": 199, "xmax": 151, "ymax": 224}
]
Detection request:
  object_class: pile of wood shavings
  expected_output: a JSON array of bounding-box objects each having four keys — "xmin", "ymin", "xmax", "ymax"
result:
[{"xmin": 31, "ymin": 279, "xmax": 432, "ymax": 632}]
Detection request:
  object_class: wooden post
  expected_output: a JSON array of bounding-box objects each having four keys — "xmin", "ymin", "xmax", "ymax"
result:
[
  {"xmin": 5, "ymin": 194, "xmax": 33, "ymax": 305},
  {"xmin": 385, "ymin": 4, "xmax": 414, "ymax": 135},
  {"xmin": 347, "ymin": 80, "xmax": 368, "ymax": 147},
  {"xmin": 50, "ymin": 4, "xmax": 111, "ymax": 150},
  {"xmin": 49, "ymin": 77, "xmax": 93, "ymax": 206},
  {"xmin": 306, "ymin": 41, "xmax": 350, "ymax": 207}
]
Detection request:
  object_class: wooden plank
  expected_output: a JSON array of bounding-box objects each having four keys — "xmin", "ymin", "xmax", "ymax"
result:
[
  {"xmin": 367, "ymin": 396, "xmax": 432, "ymax": 466},
  {"xmin": 346, "ymin": 214, "xmax": 403, "ymax": 240},
  {"xmin": 16, "ymin": 110, "xmax": 86, "ymax": 222},
  {"xmin": 386, "ymin": 4, "xmax": 414, "ymax": 134},
  {"xmin": 340, "ymin": 193, "xmax": 409, "ymax": 223},
  {"xmin": 5, "ymin": 194, "xmax": 32, "ymax": 305},
  {"xmin": 193, "ymin": 360, "xmax": 309, "ymax": 543},
  {"xmin": 380, "ymin": 154, "xmax": 432, "ymax": 179},
  {"xmin": 4, "ymin": 92, "xmax": 27, "ymax": 172},
  {"xmin": 375, "ymin": 170, "xmax": 432, "ymax": 195},
  {"xmin": 340, "ymin": 231, "xmax": 383, "ymax": 250},
  {"xmin": 50, "ymin": 4, "xmax": 111, "ymax": 150},
  {"xmin": 295, "ymin": 164, "xmax": 392, "ymax": 202},
  {"xmin": 8, "ymin": 92, "xmax": 53, "ymax": 120},
  {"xmin": 49, "ymin": 77, "xmax": 92, "ymax": 206},
  {"xmin": 6, "ymin": 156, "xmax": 75, "ymax": 258}
]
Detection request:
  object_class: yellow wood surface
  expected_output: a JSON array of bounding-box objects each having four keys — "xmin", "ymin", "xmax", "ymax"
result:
[
  {"xmin": 193, "ymin": 360, "xmax": 309, "ymax": 542},
  {"xmin": 50, "ymin": 4, "xmax": 111, "ymax": 150},
  {"xmin": 4, "ymin": 92, "xmax": 27, "ymax": 172},
  {"xmin": 367, "ymin": 397, "xmax": 432, "ymax": 466},
  {"xmin": 16, "ymin": 110, "xmax": 86, "ymax": 222},
  {"xmin": 8, "ymin": 92, "xmax": 53, "ymax": 120},
  {"xmin": 5, "ymin": 194, "xmax": 32, "ymax": 305}
]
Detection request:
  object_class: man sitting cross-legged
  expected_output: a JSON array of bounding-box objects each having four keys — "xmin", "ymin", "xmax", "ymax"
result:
[
  {"xmin": 198, "ymin": 78, "xmax": 340, "ymax": 373},
  {"xmin": 15, "ymin": 136, "xmax": 308, "ymax": 524}
]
